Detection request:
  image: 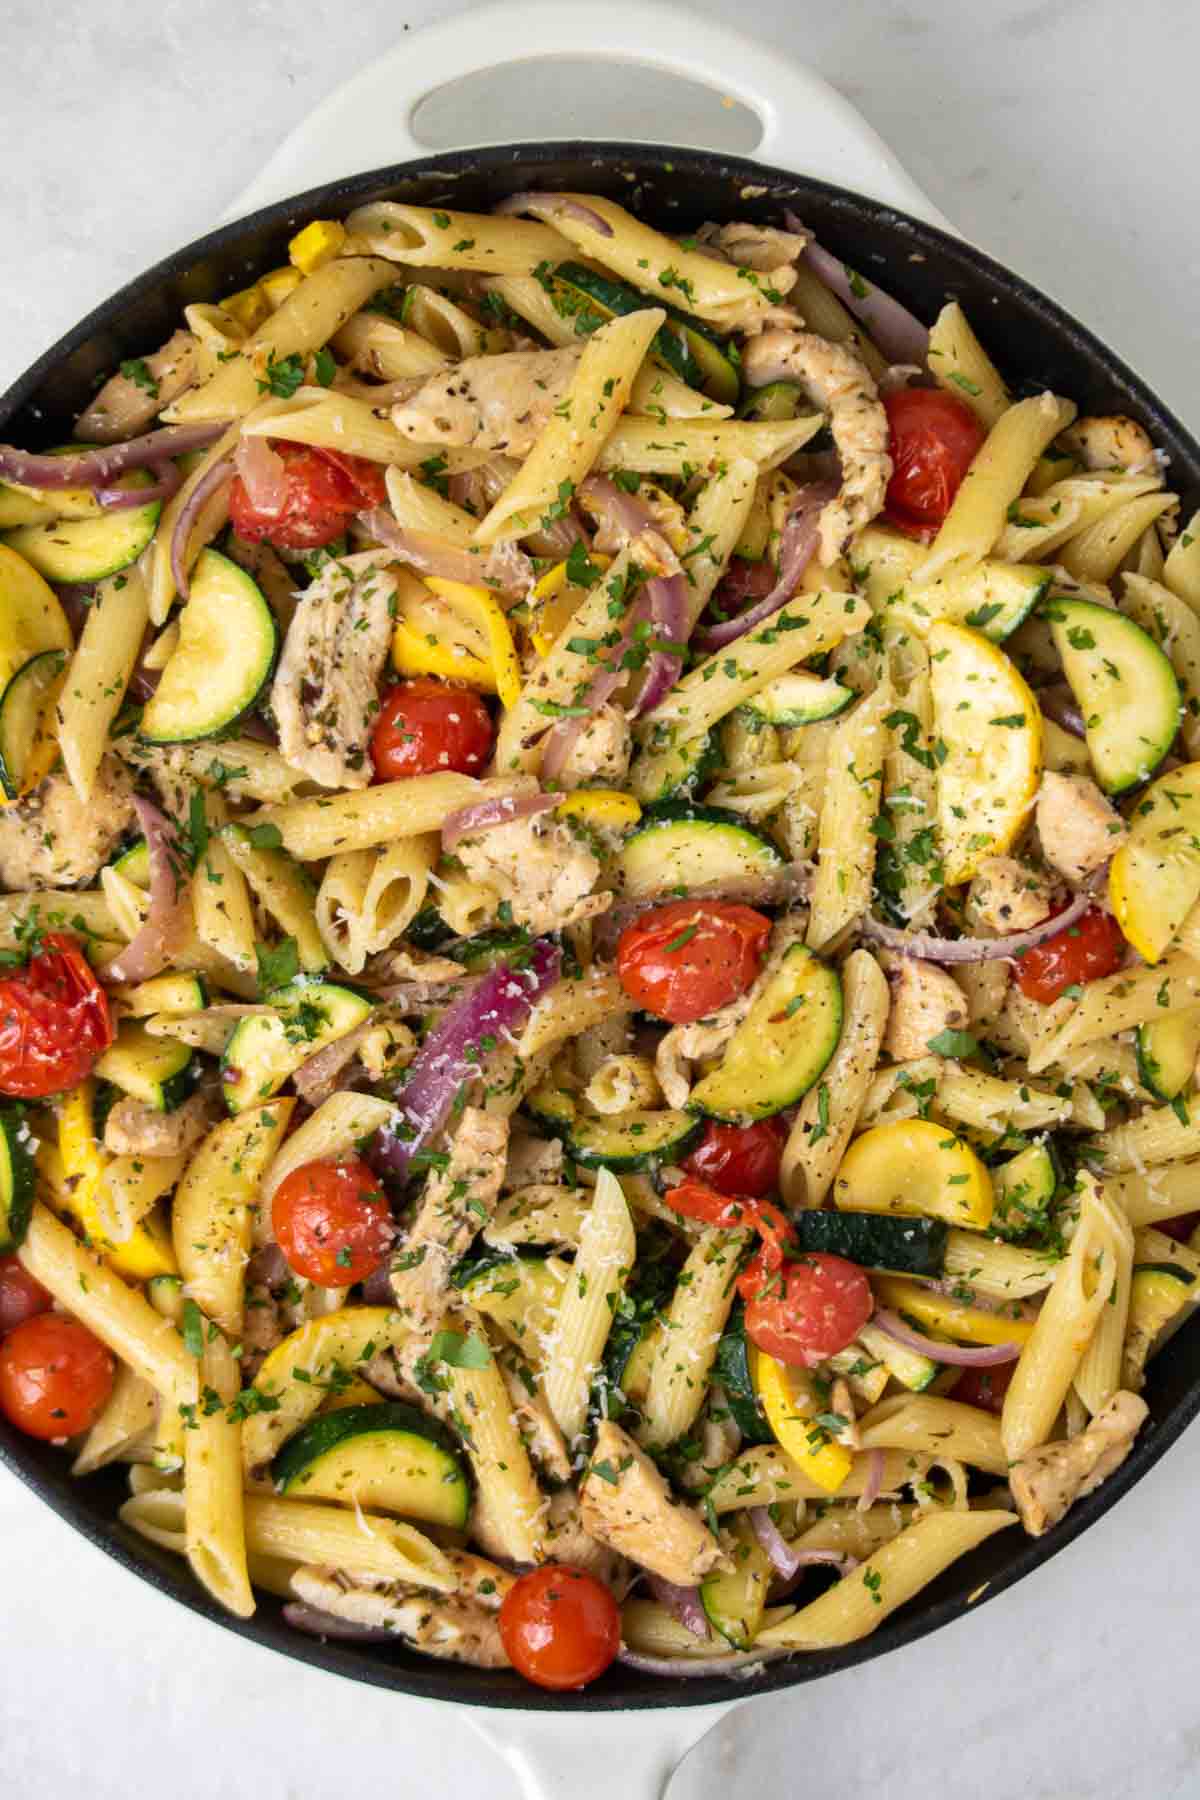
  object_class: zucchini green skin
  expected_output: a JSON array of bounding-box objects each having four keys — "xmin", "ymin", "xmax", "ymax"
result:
[
  {"xmin": 406, "ymin": 905, "xmax": 454, "ymax": 952},
  {"xmin": 689, "ymin": 943, "xmax": 842, "ymax": 1122},
  {"xmin": 550, "ymin": 261, "xmax": 740, "ymax": 404},
  {"xmin": 139, "ymin": 549, "xmax": 278, "ymax": 746},
  {"xmin": 1044, "ymin": 595, "xmax": 1181, "ymax": 794},
  {"xmin": 1135, "ymin": 1011, "xmax": 1200, "ymax": 1102},
  {"xmin": 270, "ymin": 1401, "xmax": 470, "ymax": 1529},
  {"xmin": 110, "ymin": 837, "xmax": 151, "ymax": 887},
  {"xmin": 792, "ymin": 1211, "xmax": 947, "ymax": 1277},
  {"xmin": 714, "ymin": 1303, "xmax": 774, "ymax": 1445},
  {"xmin": 617, "ymin": 801, "xmax": 782, "ymax": 900},
  {"xmin": 220, "ymin": 981, "xmax": 373, "ymax": 1113},
  {"xmin": 0, "ymin": 649, "xmax": 65, "ymax": 800},
  {"xmin": 742, "ymin": 673, "xmax": 854, "ymax": 727},
  {"xmin": 628, "ymin": 729, "xmax": 719, "ymax": 806},
  {"xmin": 737, "ymin": 381, "xmax": 802, "ymax": 422},
  {"xmin": 597, "ymin": 1250, "xmax": 677, "ymax": 1412},
  {"xmin": 448, "ymin": 929, "xmax": 535, "ymax": 971},
  {"xmin": 2, "ymin": 469, "xmax": 161, "ymax": 582},
  {"xmin": 0, "ymin": 1107, "xmax": 36, "ymax": 1251},
  {"xmin": 700, "ymin": 1510, "xmax": 771, "ymax": 1648},
  {"xmin": 94, "ymin": 1024, "xmax": 199, "ymax": 1111},
  {"xmin": 525, "ymin": 1079, "xmax": 703, "ymax": 1171},
  {"xmin": 990, "ymin": 1143, "xmax": 1059, "ymax": 1242}
]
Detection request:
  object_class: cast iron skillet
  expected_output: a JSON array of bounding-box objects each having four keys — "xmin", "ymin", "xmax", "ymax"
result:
[{"xmin": 2, "ymin": 143, "xmax": 1198, "ymax": 1713}]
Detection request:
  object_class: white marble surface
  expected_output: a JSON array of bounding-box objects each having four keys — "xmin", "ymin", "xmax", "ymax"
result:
[{"xmin": 3, "ymin": 2, "xmax": 1200, "ymax": 1796}]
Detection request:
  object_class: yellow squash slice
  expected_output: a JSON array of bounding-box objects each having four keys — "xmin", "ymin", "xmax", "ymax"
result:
[{"xmin": 1110, "ymin": 761, "xmax": 1200, "ymax": 964}]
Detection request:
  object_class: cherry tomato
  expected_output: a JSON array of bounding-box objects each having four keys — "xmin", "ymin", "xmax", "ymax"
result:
[
  {"xmin": 952, "ymin": 1359, "xmax": 1016, "ymax": 1415},
  {"xmin": 0, "ymin": 1256, "xmax": 51, "ymax": 1337},
  {"xmin": 499, "ymin": 1564, "xmax": 621, "ymax": 1690},
  {"xmin": 883, "ymin": 388, "xmax": 986, "ymax": 537},
  {"xmin": 0, "ymin": 1313, "xmax": 114, "ymax": 1439},
  {"xmin": 1014, "ymin": 906, "xmax": 1125, "ymax": 1005},
  {"xmin": 616, "ymin": 901, "xmax": 771, "ymax": 1025},
  {"xmin": 739, "ymin": 1250, "xmax": 873, "ymax": 1366},
  {"xmin": 0, "ymin": 933, "xmax": 114, "ymax": 1099},
  {"xmin": 272, "ymin": 1157, "xmax": 393, "ymax": 1287},
  {"xmin": 705, "ymin": 555, "xmax": 777, "ymax": 627},
  {"xmin": 664, "ymin": 1176, "xmax": 794, "ymax": 1270},
  {"xmin": 371, "ymin": 679, "xmax": 494, "ymax": 780},
  {"xmin": 683, "ymin": 1118, "xmax": 786, "ymax": 1199},
  {"xmin": 229, "ymin": 444, "xmax": 387, "ymax": 551}
]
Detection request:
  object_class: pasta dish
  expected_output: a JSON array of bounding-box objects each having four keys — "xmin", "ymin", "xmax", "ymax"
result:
[{"xmin": 0, "ymin": 190, "xmax": 1197, "ymax": 1688}]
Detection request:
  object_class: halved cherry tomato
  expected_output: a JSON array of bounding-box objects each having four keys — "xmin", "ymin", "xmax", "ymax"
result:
[
  {"xmin": 883, "ymin": 388, "xmax": 986, "ymax": 538},
  {"xmin": 229, "ymin": 444, "xmax": 387, "ymax": 551},
  {"xmin": 738, "ymin": 1250, "xmax": 873, "ymax": 1367},
  {"xmin": 371, "ymin": 678, "xmax": 494, "ymax": 780},
  {"xmin": 0, "ymin": 1313, "xmax": 114, "ymax": 1439},
  {"xmin": 0, "ymin": 933, "xmax": 114, "ymax": 1099},
  {"xmin": 0, "ymin": 1256, "xmax": 51, "ymax": 1337},
  {"xmin": 952, "ymin": 1360, "xmax": 1015, "ymax": 1415},
  {"xmin": 683, "ymin": 1118, "xmax": 785, "ymax": 1198},
  {"xmin": 616, "ymin": 901, "xmax": 771, "ymax": 1025},
  {"xmin": 664, "ymin": 1176, "xmax": 793, "ymax": 1270},
  {"xmin": 499, "ymin": 1564, "xmax": 621, "ymax": 1690},
  {"xmin": 272, "ymin": 1157, "xmax": 393, "ymax": 1287},
  {"xmin": 1014, "ymin": 906, "xmax": 1125, "ymax": 1005}
]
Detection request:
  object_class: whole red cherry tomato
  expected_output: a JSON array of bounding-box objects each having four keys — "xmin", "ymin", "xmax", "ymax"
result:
[
  {"xmin": 0, "ymin": 1313, "xmax": 115, "ymax": 1439},
  {"xmin": 953, "ymin": 1360, "xmax": 1016, "ymax": 1415},
  {"xmin": 272, "ymin": 1158, "xmax": 393, "ymax": 1287},
  {"xmin": 884, "ymin": 388, "xmax": 986, "ymax": 538},
  {"xmin": 499, "ymin": 1564, "xmax": 621, "ymax": 1690},
  {"xmin": 616, "ymin": 901, "xmax": 771, "ymax": 1025},
  {"xmin": 682, "ymin": 1119, "xmax": 786, "ymax": 1198},
  {"xmin": 738, "ymin": 1250, "xmax": 873, "ymax": 1366},
  {"xmin": 371, "ymin": 679, "xmax": 494, "ymax": 780},
  {"xmin": 0, "ymin": 1256, "xmax": 51, "ymax": 1337},
  {"xmin": 0, "ymin": 933, "xmax": 114, "ymax": 1098},
  {"xmin": 229, "ymin": 444, "xmax": 387, "ymax": 551},
  {"xmin": 1015, "ymin": 906, "xmax": 1125, "ymax": 1004}
]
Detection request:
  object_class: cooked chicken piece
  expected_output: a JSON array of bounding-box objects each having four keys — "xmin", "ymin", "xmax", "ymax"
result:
[
  {"xmin": 361, "ymin": 1338, "xmax": 452, "ymax": 1423},
  {"xmin": 697, "ymin": 219, "xmax": 807, "ymax": 273},
  {"xmin": 0, "ymin": 754, "xmax": 134, "ymax": 889},
  {"xmin": 558, "ymin": 704, "xmax": 632, "ymax": 791},
  {"xmin": 390, "ymin": 348, "xmax": 580, "ymax": 456},
  {"xmin": 676, "ymin": 1388, "xmax": 742, "ymax": 1493},
  {"xmin": 455, "ymin": 813, "xmax": 609, "ymax": 936},
  {"xmin": 880, "ymin": 956, "xmax": 968, "ymax": 1061},
  {"xmin": 103, "ymin": 1088, "xmax": 221, "ymax": 1159},
  {"xmin": 1037, "ymin": 772, "xmax": 1126, "ymax": 884},
  {"xmin": 579, "ymin": 1420, "xmax": 731, "ymax": 1584},
  {"xmin": 741, "ymin": 330, "xmax": 891, "ymax": 563},
  {"xmin": 542, "ymin": 1487, "xmax": 630, "ymax": 1591},
  {"xmin": 1009, "ymin": 1390, "xmax": 1148, "ymax": 1536},
  {"xmin": 271, "ymin": 553, "xmax": 397, "ymax": 789},
  {"xmin": 503, "ymin": 1128, "xmax": 565, "ymax": 1190},
  {"xmin": 364, "ymin": 945, "xmax": 467, "ymax": 987},
  {"xmin": 74, "ymin": 330, "xmax": 198, "ymax": 443},
  {"xmin": 1060, "ymin": 415, "xmax": 1157, "ymax": 474},
  {"xmin": 289, "ymin": 1565, "xmax": 511, "ymax": 1667},
  {"xmin": 966, "ymin": 855, "xmax": 1057, "ymax": 933},
  {"xmin": 656, "ymin": 994, "xmax": 751, "ymax": 1110},
  {"xmin": 389, "ymin": 1108, "xmax": 509, "ymax": 1330}
]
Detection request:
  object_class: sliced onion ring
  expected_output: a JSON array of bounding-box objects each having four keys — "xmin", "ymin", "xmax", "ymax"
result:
[
  {"xmin": 617, "ymin": 1646, "xmax": 786, "ymax": 1678},
  {"xmin": 1039, "ymin": 681, "xmax": 1086, "ymax": 740},
  {"xmin": 860, "ymin": 889, "xmax": 1091, "ymax": 965},
  {"xmin": 693, "ymin": 483, "xmax": 835, "ymax": 653},
  {"xmin": 0, "ymin": 422, "xmax": 226, "ymax": 494},
  {"xmin": 358, "ymin": 509, "xmax": 532, "ymax": 599},
  {"xmin": 857, "ymin": 1446, "xmax": 886, "ymax": 1514},
  {"xmin": 442, "ymin": 789, "xmax": 558, "ymax": 851},
  {"xmin": 873, "ymin": 1309, "xmax": 1021, "ymax": 1368},
  {"xmin": 94, "ymin": 458, "xmax": 183, "ymax": 511},
  {"xmin": 104, "ymin": 798, "xmax": 192, "ymax": 984},
  {"xmin": 493, "ymin": 192, "xmax": 615, "ymax": 236},
  {"xmin": 171, "ymin": 452, "xmax": 234, "ymax": 601},
  {"xmin": 785, "ymin": 213, "xmax": 930, "ymax": 367},
  {"xmin": 646, "ymin": 1575, "xmax": 710, "ymax": 1639}
]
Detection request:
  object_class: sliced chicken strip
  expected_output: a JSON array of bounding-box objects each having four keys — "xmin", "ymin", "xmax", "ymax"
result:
[
  {"xmin": 1009, "ymin": 1391, "xmax": 1148, "ymax": 1536},
  {"xmin": 270, "ymin": 554, "xmax": 397, "ymax": 789},
  {"xmin": 390, "ymin": 348, "xmax": 581, "ymax": 455},
  {"xmin": 579, "ymin": 1420, "xmax": 731, "ymax": 1585}
]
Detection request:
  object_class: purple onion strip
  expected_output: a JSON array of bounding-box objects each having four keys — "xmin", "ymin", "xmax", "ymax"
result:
[
  {"xmin": 0, "ymin": 421, "xmax": 226, "ymax": 493},
  {"xmin": 861, "ymin": 889, "xmax": 1091, "ymax": 966},
  {"xmin": 493, "ymin": 192, "xmax": 615, "ymax": 237},
  {"xmin": 873, "ymin": 1309, "xmax": 1022, "ymax": 1368},
  {"xmin": 786, "ymin": 213, "xmax": 930, "ymax": 367}
]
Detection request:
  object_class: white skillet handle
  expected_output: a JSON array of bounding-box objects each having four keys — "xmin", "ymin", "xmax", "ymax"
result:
[
  {"xmin": 224, "ymin": 0, "xmax": 949, "ymax": 229},
  {"xmin": 465, "ymin": 1701, "xmax": 737, "ymax": 1800}
]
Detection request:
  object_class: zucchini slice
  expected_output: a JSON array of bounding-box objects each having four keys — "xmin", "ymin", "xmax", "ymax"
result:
[
  {"xmin": 140, "ymin": 549, "xmax": 277, "ymax": 745},
  {"xmin": 452, "ymin": 1253, "xmax": 568, "ymax": 1354},
  {"xmin": 109, "ymin": 972, "xmax": 208, "ymax": 1017},
  {"xmin": 550, "ymin": 261, "xmax": 740, "ymax": 404},
  {"xmin": 990, "ymin": 1142, "xmax": 1058, "ymax": 1241},
  {"xmin": 1123, "ymin": 1239, "xmax": 1200, "ymax": 1387},
  {"xmin": 1135, "ymin": 1006, "xmax": 1200, "ymax": 1102},
  {"xmin": 689, "ymin": 943, "xmax": 842, "ymax": 1122},
  {"xmin": 94, "ymin": 1021, "xmax": 199, "ymax": 1111},
  {"xmin": 525, "ymin": 1078, "xmax": 702, "ymax": 1171},
  {"xmin": 3, "ymin": 469, "xmax": 161, "ymax": 582},
  {"xmin": 856, "ymin": 1319, "xmax": 940, "ymax": 1392},
  {"xmin": 1044, "ymin": 595, "xmax": 1180, "ymax": 794},
  {"xmin": 714, "ymin": 1303, "xmax": 774, "ymax": 1444},
  {"xmin": 834, "ymin": 1118, "xmax": 995, "ymax": 1231},
  {"xmin": 616, "ymin": 802, "xmax": 782, "ymax": 900},
  {"xmin": 271, "ymin": 1400, "xmax": 470, "ymax": 1529},
  {"xmin": 0, "ymin": 648, "xmax": 65, "ymax": 800},
  {"xmin": 628, "ymin": 729, "xmax": 719, "ymax": 806},
  {"xmin": 1109, "ymin": 762, "xmax": 1200, "ymax": 964},
  {"xmin": 854, "ymin": 524, "xmax": 1049, "ymax": 642},
  {"xmin": 110, "ymin": 837, "xmax": 151, "ymax": 887},
  {"xmin": 737, "ymin": 381, "xmax": 803, "ymax": 423},
  {"xmin": 0, "ymin": 1107, "xmax": 36, "ymax": 1251},
  {"xmin": 448, "ymin": 929, "xmax": 536, "ymax": 972},
  {"xmin": 792, "ymin": 1210, "xmax": 947, "ymax": 1277},
  {"xmin": 741, "ymin": 671, "xmax": 854, "ymax": 728},
  {"xmin": 221, "ymin": 981, "xmax": 372, "ymax": 1113},
  {"xmin": 700, "ymin": 1510, "xmax": 772, "ymax": 1649}
]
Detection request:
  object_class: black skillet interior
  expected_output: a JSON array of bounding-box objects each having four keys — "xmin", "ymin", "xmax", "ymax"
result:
[{"xmin": 2, "ymin": 143, "xmax": 1198, "ymax": 1714}]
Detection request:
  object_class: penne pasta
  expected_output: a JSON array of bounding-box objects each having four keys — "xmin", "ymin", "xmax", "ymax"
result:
[
  {"xmin": 639, "ymin": 1227, "xmax": 747, "ymax": 1448},
  {"xmin": 542, "ymin": 1168, "xmax": 635, "ymax": 1443},
  {"xmin": 55, "ymin": 568, "xmax": 148, "ymax": 801}
]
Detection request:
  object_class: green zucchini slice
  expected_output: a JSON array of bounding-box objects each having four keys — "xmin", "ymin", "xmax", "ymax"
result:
[
  {"xmin": 1044, "ymin": 594, "xmax": 1181, "ymax": 793},
  {"xmin": 1135, "ymin": 1006, "xmax": 1200, "ymax": 1102},
  {"xmin": 271, "ymin": 1401, "xmax": 470, "ymax": 1529},
  {"xmin": 0, "ymin": 1107, "xmax": 36, "ymax": 1251},
  {"xmin": 140, "ymin": 549, "xmax": 277, "ymax": 745},
  {"xmin": 110, "ymin": 837, "xmax": 151, "ymax": 887},
  {"xmin": 447, "ymin": 929, "xmax": 535, "ymax": 972},
  {"xmin": 550, "ymin": 262, "xmax": 740, "ymax": 405},
  {"xmin": 525, "ymin": 1078, "xmax": 702, "ymax": 1171},
  {"xmin": 989, "ymin": 1143, "xmax": 1059, "ymax": 1242},
  {"xmin": 453, "ymin": 1253, "xmax": 567, "ymax": 1353},
  {"xmin": 0, "ymin": 649, "xmax": 65, "ymax": 799},
  {"xmin": 737, "ymin": 381, "xmax": 803, "ymax": 422},
  {"xmin": 689, "ymin": 943, "xmax": 842, "ymax": 1122},
  {"xmin": 856, "ymin": 1319, "xmax": 940, "ymax": 1392},
  {"xmin": 855, "ymin": 523, "xmax": 1050, "ymax": 643},
  {"xmin": 699, "ymin": 1510, "xmax": 772, "ymax": 1649},
  {"xmin": 3, "ymin": 468, "xmax": 161, "ymax": 582},
  {"xmin": 791, "ymin": 1210, "xmax": 947, "ymax": 1276},
  {"xmin": 742, "ymin": 671, "xmax": 854, "ymax": 727},
  {"xmin": 628, "ymin": 729, "xmax": 719, "ymax": 806},
  {"xmin": 714, "ymin": 1303, "xmax": 774, "ymax": 1445},
  {"xmin": 94, "ymin": 1021, "xmax": 200, "ymax": 1112},
  {"xmin": 221, "ymin": 981, "xmax": 372, "ymax": 1113},
  {"xmin": 616, "ymin": 802, "xmax": 782, "ymax": 900}
]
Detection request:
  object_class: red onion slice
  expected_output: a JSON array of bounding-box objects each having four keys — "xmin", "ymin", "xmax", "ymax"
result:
[
  {"xmin": 442, "ymin": 790, "xmax": 559, "ymax": 851},
  {"xmin": 94, "ymin": 459, "xmax": 183, "ymax": 511},
  {"xmin": 539, "ymin": 592, "xmax": 653, "ymax": 781},
  {"xmin": 692, "ymin": 483, "xmax": 835, "ymax": 653},
  {"xmin": 873, "ymin": 1309, "xmax": 1022, "ymax": 1368},
  {"xmin": 1039, "ymin": 682, "xmax": 1086, "ymax": 740},
  {"xmin": 0, "ymin": 422, "xmax": 227, "ymax": 494},
  {"xmin": 617, "ymin": 1647, "xmax": 785, "ymax": 1678},
  {"xmin": 861, "ymin": 890, "xmax": 1090, "ymax": 966},
  {"xmin": 234, "ymin": 434, "xmax": 288, "ymax": 514},
  {"xmin": 750, "ymin": 1507, "xmax": 861, "ymax": 1583},
  {"xmin": 493, "ymin": 192, "xmax": 615, "ymax": 236},
  {"xmin": 785, "ymin": 213, "xmax": 930, "ymax": 368},
  {"xmin": 104, "ymin": 798, "xmax": 192, "ymax": 984},
  {"xmin": 632, "ymin": 569, "xmax": 689, "ymax": 719},
  {"xmin": 283, "ymin": 1602, "xmax": 395, "ymax": 1643},
  {"xmin": 358, "ymin": 509, "xmax": 532, "ymax": 599},
  {"xmin": 646, "ymin": 1576, "xmax": 710, "ymax": 1639},
  {"xmin": 374, "ymin": 940, "xmax": 561, "ymax": 1181},
  {"xmin": 171, "ymin": 452, "xmax": 234, "ymax": 601},
  {"xmin": 857, "ymin": 1446, "xmax": 886, "ymax": 1514}
]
